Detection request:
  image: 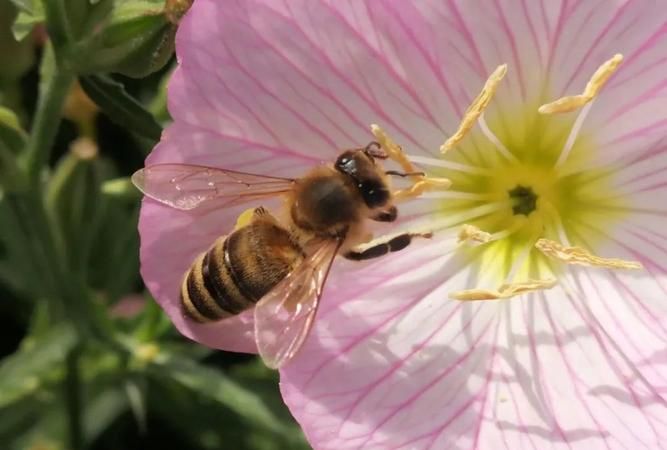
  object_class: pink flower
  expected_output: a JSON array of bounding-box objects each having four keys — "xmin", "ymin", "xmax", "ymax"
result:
[{"xmin": 138, "ymin": 0, "xmax": 667, "ymax": 448}]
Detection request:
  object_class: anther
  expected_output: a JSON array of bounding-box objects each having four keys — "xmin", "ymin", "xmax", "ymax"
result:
[
  {"xmin": 538, "ymin": 54, "xmax": 623, "ymax": 114},
  {"xmin": 457, "ymin": 224, "xmax": 492, "ymax": 245},
  {"xmin": 535, "ymin": 238, "xmax": 643, "ymax": 269},
  {"xmin": 441, "ymin": 64, "xmax": 508, "ymax": 154},
  {"xmin": 449, "ymin": 279, "xmax": 557, "ymax": 301},
  {"xmin": 371, "ymin": 124, "xmax": 452, "ymax": 201}
]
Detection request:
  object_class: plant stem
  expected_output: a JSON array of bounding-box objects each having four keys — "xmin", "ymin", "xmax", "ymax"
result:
[
  {"xmin": 24, "ymin": 68, "xmax": 74, "ymax": 183},
  {"xmin": 65, "ymin": 345, "xmax": 84, "ymax": 450}
]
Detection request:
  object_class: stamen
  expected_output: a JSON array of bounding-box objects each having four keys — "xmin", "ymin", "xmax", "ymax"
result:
[
  {"xmin": 371, "ymin": 124, "xmax": 452, "ymax": 200},
  {"xmin": 554, "ymin": 101, "xmax": 593, "ymax": 168},
  {"xmin": 428, "ymin": 201, "xmax": 512, "ymax": 232},
  {"xmin": 478, "ymin": 112, "xmax": 519, "ymax": 163},
  {"xmin": 393, "ymin": 178, "xmax": 452, "ymax": 202},
  {"xmin": 441, "ymin": 64, "xmax": 508, "ymax": 154},
  {"xmin": 538, "ymin": 54, "xmax": 623, "ymax": 114},
  {"xmin": 371, "ymin": 124, "xmax": 420, "ymax": 175},
  {"xmin": 449, "ymin": 278, "xmax": 557, "ymax": 301},
  {"xmin": 457, "ymin": 224, "xmax": 492, "ymax": 245},
  {"xmin": 504, "ymin": 238, "xmax": 537, "ymax": 284},
  {"xmin": 535, "ymin": 238, "xmax": 643, "ymax": 270},
  {"xmin": 407, "ymin": 154, "xmax": 493, "ymax": 176},
  {"xmin": 420, "ymin": 191, "xmax": 494, "ymax": 201},
  {"xmin": 488, "ymin": 217, "xmax": 527, "ymax": 241}
]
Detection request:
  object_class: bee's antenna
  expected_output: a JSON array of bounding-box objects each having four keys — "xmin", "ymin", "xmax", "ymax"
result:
[{"xmin": 364, "ymin": 141, "xmax": 388, "ymax": 159}]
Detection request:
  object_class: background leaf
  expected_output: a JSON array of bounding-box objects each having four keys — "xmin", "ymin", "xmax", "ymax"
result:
[{"xmin": 80, "ymin": 74, "xmax": 162, "ymax": 142}]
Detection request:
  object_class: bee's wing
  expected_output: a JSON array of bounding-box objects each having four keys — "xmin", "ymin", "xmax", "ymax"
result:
[
  {"xmin": 132, "ymin": 164, "xmax": 295, "ymax": 210},
  {"xmin": 254, "ymin": 238, "xmax": 343, "ymax": 369}
]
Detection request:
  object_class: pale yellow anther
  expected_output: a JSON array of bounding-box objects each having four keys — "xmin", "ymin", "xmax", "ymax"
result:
[
  {"xmin": 371, "ymin": 124, "xmax": 416, "ymax": 175},
  {"xmin": 457, "ymin": 224, "xmax": 492, "ymax": 245},
  {"xmin": 371, "ymin": 124, "xmax": 451, "ymax": 201},
  {"xmin": 441, "ymin": 64, "xmax": 508, "ymax": 154},
  {"xmin": 535, "ymin": 238, "xmax": 643, "ymax": 269},
  {"xmin": 449, "ymin": 278, "xmax": 557, "ymax": 301},
  {"xmin": 538, "ymin": 54, "xmax": 623, "ymax": 114}
]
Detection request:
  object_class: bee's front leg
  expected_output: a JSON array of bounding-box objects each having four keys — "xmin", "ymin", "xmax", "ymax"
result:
[
  {"xmin": 344, "ymin": 231, "xmax": 432, "ymax": 261},
  {"xmin": 371, "ymin": 124, "xmax": 451, "ymax": 201}
]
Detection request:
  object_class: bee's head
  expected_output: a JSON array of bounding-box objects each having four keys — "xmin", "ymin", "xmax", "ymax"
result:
[{"xmin": 334, "ymin": 142, "xmax": 391, "ymax": 209}]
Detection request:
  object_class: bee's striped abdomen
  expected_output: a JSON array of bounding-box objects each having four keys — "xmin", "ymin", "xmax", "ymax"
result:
[{"xmin": 180, "ymin": 218, "xmax": 304, "ymax": 322}]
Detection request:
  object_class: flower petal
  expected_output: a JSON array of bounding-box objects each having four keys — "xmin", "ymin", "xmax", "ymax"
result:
[
  {"xmin": 280, "ymin": 241, "xmax": 667, "ymax": 450},
  {"xmin": 170, "ymin": 0, "xmax": 469, "ymax": 156}
]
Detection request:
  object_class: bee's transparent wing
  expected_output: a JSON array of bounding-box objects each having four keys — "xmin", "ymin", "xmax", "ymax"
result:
[
  {"xmin": 254, "ymin": 238, "xmax": 343, "ymax": 369},
  {"xmin": 132, "ymin": 164, "xmax": 295, "ymax": 210}
]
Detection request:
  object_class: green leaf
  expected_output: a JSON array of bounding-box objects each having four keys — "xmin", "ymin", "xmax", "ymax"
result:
[
  {"xmin": 80, "ymin": 75, "xmax": 162, "ymax": 142},
  {"xmin": 0, "ymin": 324, "xmax": 77, "ymax": 408},
  {"xmin": 148, "ymin": 354, "xmax": 285, "ymax": 435},
  {"xmin": 64, "ymin": 0, "xmax": 113, "ymax": 42},
  {"xmin": 0, "ymin": 139, "xmax": 25, "ymax": 192},
  {"xmin": 8, "ymin": 0, "xmax": 36, "ymax": 11},
  {"xmin": 123, "ymin": 378, "xmax": 147, "ymax": 433},
  {"xmin": 149, "ymin": 63, "xmax": 174, "ymax": 124},
  {"xmin": 11, "ymin": 0, "xmax": 44, "ymax": 41},
  {"xmin": 82, "ymin": 388, "xmax": 128, "ymax": 445},
  {"xmin": 0, "ymin": 1, "xmax": 35, "ymax": 81}
]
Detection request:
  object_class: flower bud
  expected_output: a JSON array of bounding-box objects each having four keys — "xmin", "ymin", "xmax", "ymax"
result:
[
  {"xmin": 45, "ymin": 137, "xmax": 102, "ymax": 269},
  {"xmin": 75, "ymin": 0, "xmax": 178, "ymax": 78},
  {"xmin": 165, "ymin": 0, "xmax": 193, "ymax": 24}
]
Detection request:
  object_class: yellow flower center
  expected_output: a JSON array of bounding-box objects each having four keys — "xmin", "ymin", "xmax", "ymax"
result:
[{"xmin": 373, "ymin": 55, "xmax": 643, "ymax": 300}]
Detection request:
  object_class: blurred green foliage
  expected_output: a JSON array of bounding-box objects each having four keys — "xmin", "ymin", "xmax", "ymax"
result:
[{"xmin": 0, "ymin": 0, "xmax": 309, "ymax": 448}]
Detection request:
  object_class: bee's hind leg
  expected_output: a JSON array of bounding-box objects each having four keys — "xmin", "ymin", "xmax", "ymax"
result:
[{"xmin": 344, "ymin": 231, "xmax": 432, "ymax": 261}]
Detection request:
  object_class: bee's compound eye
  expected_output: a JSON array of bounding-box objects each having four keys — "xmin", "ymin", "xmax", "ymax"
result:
[{"xmin": 360, "ymin": 181, "xmax": 389, "ymax": 208}]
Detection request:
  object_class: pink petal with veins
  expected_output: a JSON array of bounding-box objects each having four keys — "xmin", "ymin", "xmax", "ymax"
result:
[{"xmin": 138, "ymin": 0, "xmax": 667, "ymax": 448}]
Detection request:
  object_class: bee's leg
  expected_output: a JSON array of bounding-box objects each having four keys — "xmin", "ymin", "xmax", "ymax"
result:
[
  {"xmin": 371, "ymin": 206, "xmax": 397, "ymax": 222},
  {"xmin": 234, "ymin": 206, "xmax": 276, "ymax": 230},
  {"xmin": 344, "ymin": 231, "xmax": 432, "ymax": 261},
  {"xmin": 371, "ymin": 125, "xmax": 451, "ymax": 201}
]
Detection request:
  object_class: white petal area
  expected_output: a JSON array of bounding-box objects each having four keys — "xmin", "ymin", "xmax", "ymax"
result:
[
  {"xmin": 282, "ymin": 243, "xmax": 667, "ymax": 449},
  {"xmin": 478, "ymin": 283, "xmax": 667, "ymax": 450},
  {"xmin": 281, "ymin": 240, "xmax": 500, "ymax": 450}
]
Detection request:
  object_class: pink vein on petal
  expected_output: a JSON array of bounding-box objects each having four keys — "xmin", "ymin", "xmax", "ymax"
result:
[
  {"xmin": 380, "ymin": 1, "xmax": 464, "ymax": 118},
  {"xmin": 540, "ymin": 294, "xmax": 612, "ymax": 449},
  {"xmin": 493, "ymin": 0, "xmax": 527, "ymax": 100},
  {"xmin": 273, "ymin": 1, "xmax": 431, "ymax": 151},
  {"xmin": 358, "ymin": 309, "xmax": 498, "ymax": 449},
  {"xmin": 561, "ymin": 0, "xmax": 625, "ymax": 93}
]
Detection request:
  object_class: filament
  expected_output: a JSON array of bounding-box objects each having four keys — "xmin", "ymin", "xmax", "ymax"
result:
[
  {"xmin": 478, "ymin": 112, "xmax": 519, "ymax": 163},
  {"xmin": 407, "ymin": 154, "xmax": 493, "ymax": 175},
  {"xmin": 555, "ymin": 101, "xmax": 594, "ymax": 168}
]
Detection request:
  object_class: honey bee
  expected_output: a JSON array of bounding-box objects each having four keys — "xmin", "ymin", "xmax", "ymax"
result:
[{"xmin": 132, "ymin": 142, "xmax": 431, "ymax": 368}]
